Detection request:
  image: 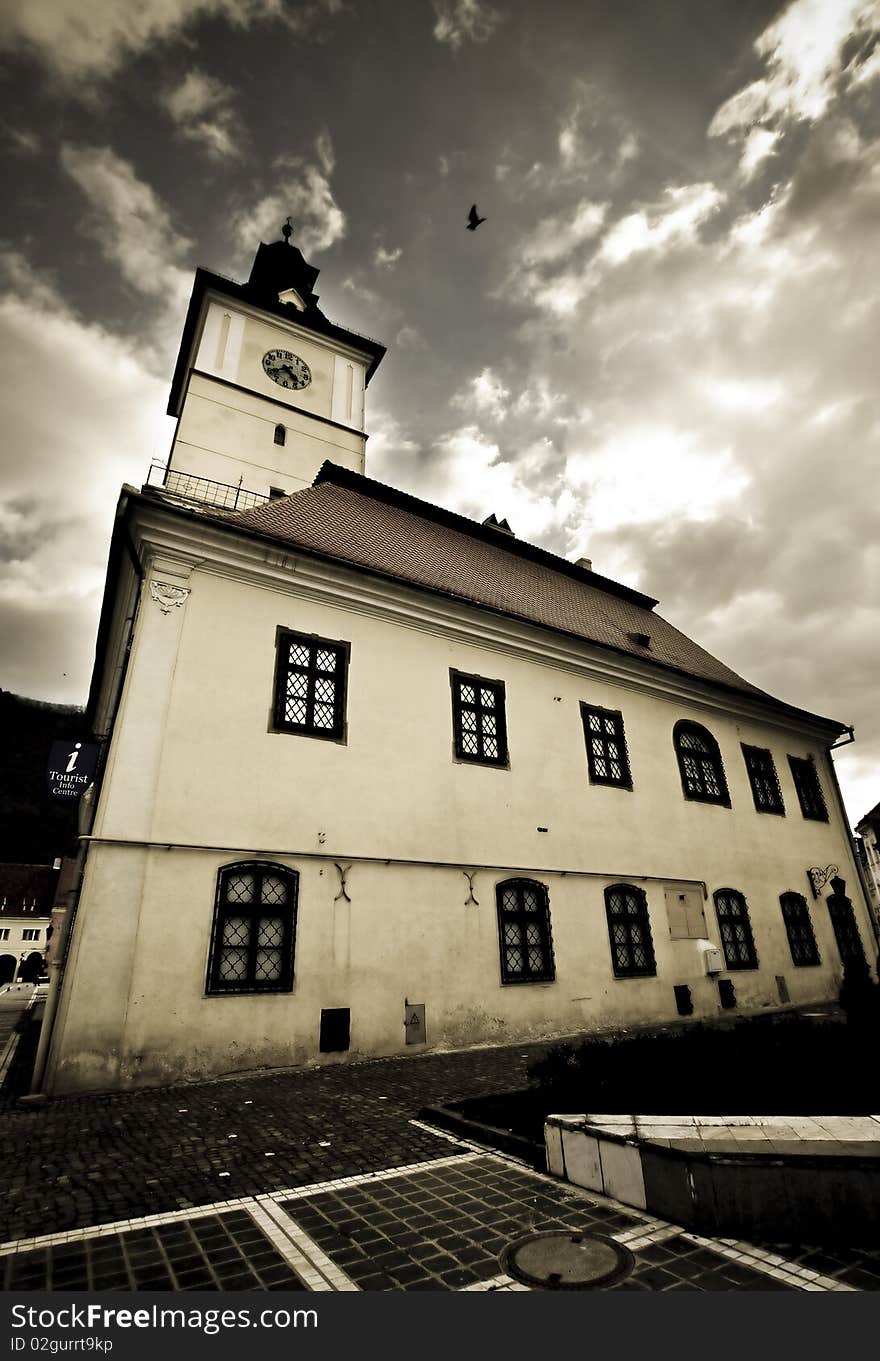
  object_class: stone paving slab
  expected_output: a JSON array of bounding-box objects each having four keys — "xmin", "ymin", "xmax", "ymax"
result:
[
  {"xmin": 1, "ymin": 1208, "xmax": 306, "ymax": 1292},
  {"xmin": 0, "ymin": 1040, "xmax": 554, "ymax": 1241}
]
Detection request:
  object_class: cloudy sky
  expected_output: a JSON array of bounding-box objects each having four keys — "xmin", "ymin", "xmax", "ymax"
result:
[{"xmin": 1, "ymin": 0, "xmax": 878, "ymax": 825}]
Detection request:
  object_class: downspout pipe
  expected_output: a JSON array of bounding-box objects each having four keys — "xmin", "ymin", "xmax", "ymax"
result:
[{"xmin": 25, "ymin": 502, "xmax": 144, "ymax": 1100}]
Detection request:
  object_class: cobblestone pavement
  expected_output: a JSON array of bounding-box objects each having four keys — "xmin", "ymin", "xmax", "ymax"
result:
[
  {"xmin": 0, "ymin": 1039, "xmax": 554, "ymax": 1240},
  {"xmin": 2, "ymin": 1038, "xmax": 880, "ymax": 1293}
]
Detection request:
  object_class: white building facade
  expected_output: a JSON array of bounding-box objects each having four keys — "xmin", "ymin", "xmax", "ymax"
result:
[{"xmin": 42, "ymin": 232, "xmax": 878, "ymax": 1095}]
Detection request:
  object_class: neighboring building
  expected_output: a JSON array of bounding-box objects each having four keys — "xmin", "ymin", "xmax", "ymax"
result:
[
  {"xmin": 0, "ymin": 864, "xmax": 56, "ymax": 984},
  {"xmin": 855, "ymin": 800, "xmax": 880, "ymax": 918},
  {"xmin": 41, "ymin": 229, "xmax": 878, "ymax": 1095}
]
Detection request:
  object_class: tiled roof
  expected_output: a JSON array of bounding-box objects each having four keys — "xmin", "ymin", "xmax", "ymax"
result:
[
  {"xmin": 0, "ymin": 864, "xmax": 56, "ymax": 918},
  {"xmin": 856, "ymin": 800, "xmax": 880, "ymax": 831},
  {"xmin": 172, "ymin": 462, "xmax": 840, "ymax": 729}
]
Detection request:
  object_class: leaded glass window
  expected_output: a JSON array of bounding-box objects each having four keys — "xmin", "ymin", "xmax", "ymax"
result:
[
  {"xmin": 742, "ymin": 744, "xmax": 785, "ymax": 814},
  {"xmin": 788, "ymin": 755, "xmax": 828, "ymax": 821},
  {"xmin": 714, "ymin": 889, "xmax": 758, "ymax": 970},
  {"xmin": 273, "ymin": 629, "xmax": 349, "ymax": 741},
  {"xmin": 496, "ymin": 879, "xmax": 554, "ymax": 983},
  {"xmin": 780, "ymin": 893, "xmax": 820, "ymax": 967},
  {"xmin": 581, "ymin": 704, "xmax": 632, "ymax": 789},
  {"xmin": 451, "ymin": 671, "xmax": 508, "ymax": 766},
  {"xmin": 673, "ymin": 721, "xmax": 730, "ymax": 806},
  {"xmin": 207, "ymin": 863, "xmax": 298, "ymax": 994},
  {"xmin": 604, "ymin": 884, "xmax": 656, "ymax": 978}
]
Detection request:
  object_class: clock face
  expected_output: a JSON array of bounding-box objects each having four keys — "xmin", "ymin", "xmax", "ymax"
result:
[{"xmin": 262, "ymin": 349, "xmax": 312, "ymax": 391}]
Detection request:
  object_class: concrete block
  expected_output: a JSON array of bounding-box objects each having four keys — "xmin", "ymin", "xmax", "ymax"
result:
[
  {"xmin": 561, "ymin": 1129, "xmax": 602, "ymax": 1192},
  {"xmin": 545, "ymin": 1122, "xmax": 564, "ymax": 1178},
  {"xmin": 598, "ymin": 1137, "xmax": 647, "ymax": 1210}
]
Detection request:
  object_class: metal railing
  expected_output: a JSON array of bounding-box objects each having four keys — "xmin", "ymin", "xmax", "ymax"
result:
[{"xmin": 145, "ymin": 462, "xmax": 271, "ymax": 512}]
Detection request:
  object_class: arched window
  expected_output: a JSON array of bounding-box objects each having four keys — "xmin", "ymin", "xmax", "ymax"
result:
[
  {"xmin": 604, "ymin": 884, "xmax": 656, "ymax": 978},
  {"xmin": 207, "ymin": 863, "xmax": 298, "ymax": 995},
  {"xmin": 779, "ymin": 892, "xmax": 820, "ymax": 967},
  {"xmin": 673, "ymin": 721, "xmax": 730, "ymax": 806},
  {"xmin": 273, "ymin": 424, "xmax": 286, "ymax": 446},
  {"xmin": 714, "ymin": 889, "xmax": 758, "ymax": 969},
  {"xmin": 496, "ymin": 879, "xmax": 554, "ymax": 984}
]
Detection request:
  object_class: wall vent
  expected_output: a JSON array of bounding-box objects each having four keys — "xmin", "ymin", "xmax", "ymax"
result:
[
  {"xmin": 319, "ymin": 1007, "xmax": 350, "ymax": 1052},
  {"xmin": 674, "ymin": 984, "xmax": 693, "ymax": 1016}
]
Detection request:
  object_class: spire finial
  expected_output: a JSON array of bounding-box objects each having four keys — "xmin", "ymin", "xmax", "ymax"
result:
[{"xmin": 281, "ymin": 217, "xmax": 293, "ymax": 243}]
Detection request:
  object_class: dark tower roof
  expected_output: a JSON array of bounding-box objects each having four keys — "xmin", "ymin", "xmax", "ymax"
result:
[
  {"xmin": 246, "ymin": 237, "xmax": 321, "ymax": 307},
  {"xmin": 167, "ymin": 225, "xmax": 386, "ymax": 417}
]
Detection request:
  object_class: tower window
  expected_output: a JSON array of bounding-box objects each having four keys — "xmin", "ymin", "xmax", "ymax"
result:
[
  {"xmin": 273, "ymin": 424, "xmax": 286, "ymax": 446},
  {"xmin": 742, "ymin": 744, "xmax": 785, "ymax": 814},
  {"xmin": 673, "ymin": 721, "xmax": 730, "ymax": 806},
  {"xmin": 272, "ymin": 629, "xmax": 350, "ymax": 742},
  {"xmin": 450, "ymin": 670, "xmax": 508, "ymax": 766},
  {"xmin": 788, "ymin": 755, "xmax": 828, "ymax": 821}
]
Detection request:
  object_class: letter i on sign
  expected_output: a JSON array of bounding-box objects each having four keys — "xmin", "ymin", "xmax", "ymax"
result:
[{"xmin": 66, "ymin": 743, "xmax": 82, "ymax": 774}]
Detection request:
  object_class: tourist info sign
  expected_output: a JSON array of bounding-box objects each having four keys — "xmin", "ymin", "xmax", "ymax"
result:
[{"xmin": 45, "ymin": 739, "xmax": 99, "ymax": 802}]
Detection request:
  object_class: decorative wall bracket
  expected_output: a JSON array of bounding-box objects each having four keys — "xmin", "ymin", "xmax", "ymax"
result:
[
  {"xmin": 463, "ymin": 870, "xmax": 479, "ymax": 906},
  {"xmin": 807, "ymin": 864, "xmax": 838, "ymax": 899},
  {"xmin": 333, "ymin": 863, "xmax": 352, "ymax": 903},
  {"xmin": 150, "ymin": 581, "xmax": 191, "ymax": 614}
]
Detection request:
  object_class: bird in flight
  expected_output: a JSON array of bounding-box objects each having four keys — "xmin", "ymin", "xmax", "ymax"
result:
[{"xmin": 467, "ymin": 204, "xmax": 486, "ymax": 231}]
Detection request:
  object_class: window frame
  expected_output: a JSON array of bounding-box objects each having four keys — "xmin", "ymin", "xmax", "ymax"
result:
[
  {"xmin": 206, "ymin": 862, "xmax": 298, "ymax": 996},
  {"xmin": 779, "ymin": 892, "xmax": 820, "ymax": 967},
  {"xmin": 788, "ymin": 755, "xmax": 829, "ymax": 822},
  {"xmin": 22, "ymin": 928, "xmax": 41, "ymax": 941},
  {"xmin": 580, "ymin": 703, "xmax": 633, "ymax": 790},
  {"xmin": 495, "ymin": 878, "xmax": 555, "ymax": 984},
  {"xmin": 714, "ymin": 888, "xmax": 759, "ymax": 970},
  {"xmin": 450, "ymin": 669, "xmax": 509, "ymax": 768},
  {"xmin": 673, "ymin": 721, "xmax": 731, "ymax": 807},
  {"xmin": 741, "ymin": 744, "xmax": 785, "ymax": 815},
  {"xmin": 604, "ymin": 883, "xmax": 657, "ymax": 979},
  {"xmin": 272, "ymin": 628, "xmax": 350, "ymax": 743}
]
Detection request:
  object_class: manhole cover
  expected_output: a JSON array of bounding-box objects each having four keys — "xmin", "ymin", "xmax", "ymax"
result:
[{"xmin": 500, "ymin": 1231, "xmax": 634, "ymax": 1290}]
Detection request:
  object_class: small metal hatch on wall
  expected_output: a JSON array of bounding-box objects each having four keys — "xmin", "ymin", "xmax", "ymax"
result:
[{"xmin": 404, "ymin": 1001, "xmax": 426, "ymax": 1045}]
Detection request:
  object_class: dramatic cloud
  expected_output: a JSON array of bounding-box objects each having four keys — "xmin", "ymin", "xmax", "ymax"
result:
[
  {"xmin": 374, "ymin": 245, "xmax": 402, "ymax": 270},
  {"xmin": 484, "ymin": 60, "xmax": 880, "ymax": 819},
  {"xmin": 370, "ymin": 414, "xmax": 574, "ymax": 545},
  {"xmin": 710, "ymin": 0, "xmax": 880, "ymax": 138},
  {"xmin": 233, "ymin": 134, "xmax": 345, "ymax": 256},
  {"xmin": 451, "ymin": 367, "xmax": 511, "ymax": 423},
  {"xmin": 0, "ymin": 0, "xmax": 344, "ymax": 83},
  {"xmin": 161, "ymin": 69, "xmax": 242, "ymax": 160},
  {"xmin": 0, "ymin": 254, "xmax": 171, "ymax": 702},
  {"xmin": 432, "ymin": 0, "xmax": 502, "ymax": 50},
  {"xmin": 60, "ymin": 144, "xmax": 192, "ymax": 315}
]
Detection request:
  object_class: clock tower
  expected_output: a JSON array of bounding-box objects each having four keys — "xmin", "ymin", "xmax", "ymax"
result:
[{"xmin": 165, "ymin": 223, "xmax": 385, "ymax": 502}]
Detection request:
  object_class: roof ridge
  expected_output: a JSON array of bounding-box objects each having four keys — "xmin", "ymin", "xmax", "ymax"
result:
[{"xmin": 311, "ymin": 461, "xmax": 659, "ymax": 612}]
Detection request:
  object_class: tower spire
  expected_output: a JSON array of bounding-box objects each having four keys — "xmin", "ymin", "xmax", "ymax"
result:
[{"xmin": 281, "ymin": 218, "xmax": 293, "ymax": 244}]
